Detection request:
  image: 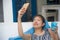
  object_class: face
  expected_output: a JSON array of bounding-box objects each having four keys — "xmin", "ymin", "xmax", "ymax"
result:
[{"xmin": 33, "ymin": 16, "xmax": 45, "ymax": 29}]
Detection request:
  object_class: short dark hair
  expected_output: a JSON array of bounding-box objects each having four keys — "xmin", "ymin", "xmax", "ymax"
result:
[{"xmin": 33, "ymin": 15, "xmax": 45, "ymax": 23}]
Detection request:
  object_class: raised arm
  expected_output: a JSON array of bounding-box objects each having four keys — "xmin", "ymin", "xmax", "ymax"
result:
[
  {"xmin": 18, "ymin": 4, "xmax": 27, "ymax": 37},
  {"xmin": 18, "ymin": 3, "xmax": 31, "ymax": 39}
]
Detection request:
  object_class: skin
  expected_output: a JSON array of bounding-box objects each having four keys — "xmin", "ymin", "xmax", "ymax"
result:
[
  {"xmin": 18, "ymin": 3, "xmax": 59, "ymax": 40},
  {"xmin": 33, "ymin": 16, "xmax": 45, "ymax": 36}
]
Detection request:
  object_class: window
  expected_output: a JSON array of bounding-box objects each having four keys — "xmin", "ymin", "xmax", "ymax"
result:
[
  {"xmin": 46, "ymin": 9, "xmax": 58, "ymax": 21},
  {"xmin": 47, "ymin": 0, "xmax": 60, "ymax": 5},
  {"xmin": 12, "ymin": 0, "xmax": 37, "ymax": 22}
]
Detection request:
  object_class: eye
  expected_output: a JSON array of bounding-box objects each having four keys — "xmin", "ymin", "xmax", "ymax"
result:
[{"xmin": 37, "ymin": 19, "xmax": 40, "ymax": 21}]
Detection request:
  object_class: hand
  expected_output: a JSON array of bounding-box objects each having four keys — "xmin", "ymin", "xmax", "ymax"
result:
[
  {"xmin": 18, "ymin": 7, "xmax": 26, "ymax": 19},
  {"xmin": 18, "ymin": 3, "xmax": 29, "ymax": 19},
  {"xmin": 54, "ymin": 27, "xmax": 58, "ymax": 34}
]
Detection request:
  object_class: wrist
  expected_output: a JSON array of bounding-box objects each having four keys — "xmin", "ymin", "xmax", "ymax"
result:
[
  {"xmin": 18, "ymin": 19, "xmax": 21, "ymax": 21},
  {"xmin": 18, "ymin": 17, "xmax": 21, "ymax": 19},
  {"xmin": 18, "ymin": 15, "xmax": 22, "ymax": 18},
  {"xmin": 18, "ymin": 17, "xmax": 21, "ymax": 20}
]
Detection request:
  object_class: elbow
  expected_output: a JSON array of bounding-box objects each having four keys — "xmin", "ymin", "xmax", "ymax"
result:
[{"xmin": 19, "ymin": 33, "xmax": 24, "ymax": 37}]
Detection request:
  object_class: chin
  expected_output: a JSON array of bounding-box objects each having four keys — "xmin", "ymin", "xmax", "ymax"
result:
[{"xmin": 33, "ymin": 26, "xmax": 40, "ymax": 28}]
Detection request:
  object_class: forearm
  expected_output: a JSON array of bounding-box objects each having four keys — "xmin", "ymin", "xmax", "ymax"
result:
[
  {"xmin": 18, "ymin": 18, "xmax": 31, "ymax": 39},
  {"xmin": 52, "ymin": 32, "xmax": 59, "ymax": 40},
  {"xmin": 54, "ymin": 33, "xmax": 59, "ymax": 40},
  {"xmin": 18, "ymin": 17, "xmax": 24, "ymax": 37}
]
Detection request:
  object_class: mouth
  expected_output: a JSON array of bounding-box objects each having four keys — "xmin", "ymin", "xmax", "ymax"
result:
[{"xmin": 33, "ymin": 23, "xmax": 38, "ymax": 25}]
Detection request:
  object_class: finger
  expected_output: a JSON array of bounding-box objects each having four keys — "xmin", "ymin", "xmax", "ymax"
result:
[
  {"xmin": 21, "ymin": 7, "xmax": 25, "ymax": 10},
  {"xmin": 56, "ymin": 27, "xmax": 58, "ymax": 30},
  {"xmin": 20, "ymin": 10, "xmax": 26, "ymax": 13},
  {"xmin": 18, "ymin": 9, "xmax": 25, "ymax": 14}
]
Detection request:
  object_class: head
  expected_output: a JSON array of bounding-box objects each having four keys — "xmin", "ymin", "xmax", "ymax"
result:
[{"xmin": 33, "ymin": 15, "xmax": 45, "ymax": 29}]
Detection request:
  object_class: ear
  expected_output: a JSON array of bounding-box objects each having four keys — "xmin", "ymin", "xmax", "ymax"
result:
[{"xmin": 42, "ymin": 23, "xmax": 45, "ymax": 27}]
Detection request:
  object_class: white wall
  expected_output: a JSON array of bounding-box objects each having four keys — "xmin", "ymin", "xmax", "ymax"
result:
[
  {"xmin": 0, "ymin": 0, "xmax": 33, "ymax": 40},
  {"xmin": 0, "ymin": 0, "xmax": 60, "ymax": 40}
]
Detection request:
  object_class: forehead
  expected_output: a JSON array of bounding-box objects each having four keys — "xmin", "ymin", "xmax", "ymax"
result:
[
  {"xmin": 34, "ymin": 16, "xmax": 42, "ymax": 19},
  {"xmin": 33, "ymin": 16, "xmax": 43, "ymax": 21}
]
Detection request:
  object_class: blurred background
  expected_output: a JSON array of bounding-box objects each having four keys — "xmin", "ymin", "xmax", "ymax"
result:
[
  {"xmin": 0, "ymin": 0, "xmax": 60, "ymax": 40},
  {"xmin": 0, "ymin": 0, "xmax": 60, "ymax": 22},
  {"xmin": 12, "ymin": 0, "xmax": 60, "ymax": 22}
]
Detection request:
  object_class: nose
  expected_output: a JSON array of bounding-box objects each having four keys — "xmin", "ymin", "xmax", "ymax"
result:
[
  {"xmin": 35, "ymin": 21, "xmax": 38, "ymax": 23},
  {"xmin": 33, "ymin": 19, "xmax": 38, "ymax": 24},
  {"xmin": 34, "ymin": 21, "xmax": 38, "ymax": 25}
]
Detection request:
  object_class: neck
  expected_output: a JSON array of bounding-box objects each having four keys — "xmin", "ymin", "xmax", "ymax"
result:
[{"xmin": 34, "ymin": 28, "xmax": 43, "ymax": 34}]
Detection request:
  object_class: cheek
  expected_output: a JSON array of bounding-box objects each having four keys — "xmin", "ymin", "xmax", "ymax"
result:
[
  {"xmin": 37, "ymin": 21, "xmax": 42, "ymax": 24},
  {"xmin": 38, "ymin": 22, "xmax": 43, "ymax": 26},
  {"xmin": 37, "ymin": 22, "xmax": 41, "ymax": 25}
]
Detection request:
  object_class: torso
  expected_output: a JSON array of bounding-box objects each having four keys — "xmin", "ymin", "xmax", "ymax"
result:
[
  {"xmin": 31, "ymin": 30, "xmax": 51, "ymax": 40},
  {"xmin": 23, "ymin": 30, "xmax": 51, "ymax": 40}
]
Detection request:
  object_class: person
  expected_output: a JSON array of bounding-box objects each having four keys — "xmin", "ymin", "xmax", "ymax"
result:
[{"xmin": 18, "ymin": 3, "xmax": 59, "ymax": 40}]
